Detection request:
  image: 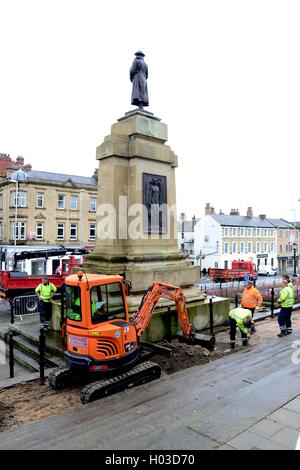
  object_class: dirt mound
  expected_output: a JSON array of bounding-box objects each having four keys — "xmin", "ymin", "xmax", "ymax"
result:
[{"xmin": 153, "ymin": 339, "xmax": 233, "ymax": 375}]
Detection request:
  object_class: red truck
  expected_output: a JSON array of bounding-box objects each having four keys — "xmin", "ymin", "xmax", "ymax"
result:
[
  {"xmin": 0, "ymin": 256, "xmax": 81, "ymax": 301},
  {"xmin": 209, "ymin": 260, "xmax": 257, "ymax": 283}
]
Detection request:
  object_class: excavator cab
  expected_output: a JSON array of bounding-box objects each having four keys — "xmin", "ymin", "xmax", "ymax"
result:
[{"xmin": 61, "ymin": 272, "xmax": 139, "ymax": 374}]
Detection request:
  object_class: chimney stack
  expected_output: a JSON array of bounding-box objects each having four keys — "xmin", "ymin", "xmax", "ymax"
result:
[
  {"xmin": 230, "ymin": 209, "xmax": 240, "ymax": 216},
  {"xmin": 259, "ymin": 214, "xmax": 266, "ymax": 219},
  {"xmin": 247, "ymin": 207, "xmax": 253, "ymax": 217}
]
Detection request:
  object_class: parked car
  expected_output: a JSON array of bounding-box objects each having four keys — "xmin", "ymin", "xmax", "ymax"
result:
[{"xmin": 257, "ymin": 265, "xmax": 277, "ymax": 276}]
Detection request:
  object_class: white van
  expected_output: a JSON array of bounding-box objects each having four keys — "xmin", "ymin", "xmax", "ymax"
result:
[{"xmin": 257, "ymin": 265, "xmax": 277, "ymax": 276}]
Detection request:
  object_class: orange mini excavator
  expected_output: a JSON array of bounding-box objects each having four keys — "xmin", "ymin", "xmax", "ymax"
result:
[{"xmin": 49, "ymin": 271, "xmax": 212, "ymax": 403}]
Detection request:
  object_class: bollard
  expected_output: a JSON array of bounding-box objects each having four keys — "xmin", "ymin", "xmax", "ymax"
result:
[
  {"xmin": 10, "ymin": 300, "xmax": 14, "ymax": 325},
  {"xmin": 270, "ymin": 288, "xmax": 275, "ymax": 318},
  {"xmin": 8, "ymin": 330, "xmax": 14, "ymax": 379},
  {"xmin": 166, "ymin": 306, "xmax": 172, "ymax": 342},
  {"xmin": 235, "ymin": 294, "xmax": 238, "ymax": 308},
  {"xmin": 209, "ymin": 298, "xmax": 214, "ymax": 336},
  {"xmin": 39, "ymin": 326, "xmax": 46, "ymax": 384}
]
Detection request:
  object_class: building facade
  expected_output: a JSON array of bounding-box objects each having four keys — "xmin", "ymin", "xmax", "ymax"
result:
[
  {"xmin": 0, "ymin": 169, "xmax": 98, "ymax": 247},
  {"xmin": 194, "ymin": 205, "xmax": 278, "ymax": 271},
  {"xmin": 268, "ymin": 219, "xmax": 299, "ymax": 273}
]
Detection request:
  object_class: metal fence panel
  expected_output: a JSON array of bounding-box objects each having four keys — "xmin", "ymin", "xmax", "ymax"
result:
[{"xmin": 13, "ymin": 295, "xmax": 39, "ymax": 320}]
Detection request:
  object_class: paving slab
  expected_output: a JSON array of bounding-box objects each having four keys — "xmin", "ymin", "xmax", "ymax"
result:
[
  {"xmin": 248, "ymin": 419, "xmax": 285, "ymax": 439},
  {"xmin": 270, "ymin": 426, "xmax": 300, "ymax": 449},
  {"xmin": 267, "ymin": 408, "xmax": 300, "ymax": 430},
  {"xmin": 283, "ymin": 397, "xmax": 300, "ymax": 413},
  {"xmin": 226, "ymin": 430, "xmax": 289, "ymax": 450}
]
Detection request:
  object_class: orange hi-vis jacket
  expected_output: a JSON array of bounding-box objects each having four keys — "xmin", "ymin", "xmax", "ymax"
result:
[{"xmin": 241, "ymin": 285, "xmax": 263, "ymax": 309}]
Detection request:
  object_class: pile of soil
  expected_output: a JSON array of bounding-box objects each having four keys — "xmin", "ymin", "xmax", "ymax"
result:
[{"xmin": 152, "ymin": 338, "xmax": 234, "ymax": 376}]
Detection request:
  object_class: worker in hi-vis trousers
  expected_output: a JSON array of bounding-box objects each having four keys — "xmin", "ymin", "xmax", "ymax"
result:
[{"xmin": 229, "ymin": 307, "xmax": 253, "ymax": 349}]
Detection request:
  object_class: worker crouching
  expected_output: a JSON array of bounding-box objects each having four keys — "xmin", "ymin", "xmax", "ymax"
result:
[{"xmin": 229, "ymin": 307, "xmax": 253, "ymax": 349}]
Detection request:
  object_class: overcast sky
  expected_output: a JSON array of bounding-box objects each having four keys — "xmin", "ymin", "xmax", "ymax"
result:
[{"xmin": 1, "ymin": 0, "xmax": 300, "ymax": 222}]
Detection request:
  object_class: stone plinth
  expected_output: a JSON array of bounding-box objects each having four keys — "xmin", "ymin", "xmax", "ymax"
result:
[{"xmin": 84, "ymin": 110, "xmax": 198, "ymax": 292}]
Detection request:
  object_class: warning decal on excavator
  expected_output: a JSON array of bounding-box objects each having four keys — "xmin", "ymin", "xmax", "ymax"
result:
[{"xmin": 68, "ymin": 336, "xmax": 88, "ymax": 349}]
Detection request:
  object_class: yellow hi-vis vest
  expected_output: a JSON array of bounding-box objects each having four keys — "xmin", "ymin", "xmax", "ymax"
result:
[{"xmin": 35, "ymin": 282, "xmax": 57, "ymax": 302}]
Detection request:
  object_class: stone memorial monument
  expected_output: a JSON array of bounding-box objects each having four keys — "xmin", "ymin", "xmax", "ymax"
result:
[{"xmin": 83, "ymin": 52, "xmax": 229, "ymax": 338}]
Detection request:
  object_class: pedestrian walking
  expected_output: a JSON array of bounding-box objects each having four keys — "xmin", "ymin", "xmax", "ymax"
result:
[
  {"xmin": 240, "ymin": 280, "xmax": 263, "ymax": 332},
  {"xmin": 277, "ymin": 279, "xmax": 295, "ymax": 337},
  {"xmin": 228, "ymin": 307, "xmax": 253, "ymax": 349},
  {"xmin": 35, "ymin": 276, "xmax": 57, "ymax": 329}
]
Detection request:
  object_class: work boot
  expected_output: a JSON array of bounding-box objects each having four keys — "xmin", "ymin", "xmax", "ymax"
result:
[
  {"xmin": 286, "ymin": 329, "xmax": 293, "ymax": 335},
  {"xmin": 230, "ymin": 341, "xmax": 235, "ymax": 350},
  {"xmin": 44, "ymin": 322, "xmax": 49, "ymax": 330},
  {"xmin": 277, "ymin": 330, "xmax": 287, "ymax": 337},
  {"xmin": 242, "ymin": 339, "xmax": 249, "ymax": 347}
]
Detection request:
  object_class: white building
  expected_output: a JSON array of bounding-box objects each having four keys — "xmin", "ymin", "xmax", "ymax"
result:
[{"xmin": 194, "ymin": 206, "xmax": 278, "ymax": 270}]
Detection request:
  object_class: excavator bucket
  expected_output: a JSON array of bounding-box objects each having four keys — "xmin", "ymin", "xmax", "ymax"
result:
[{"xmin": 177, "ymin": 332, "xmax": 216, "ymax": 351}]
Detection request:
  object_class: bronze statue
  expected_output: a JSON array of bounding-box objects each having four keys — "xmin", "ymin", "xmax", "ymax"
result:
[{"xmin": 130, "ymin": 51, "xmax": 149, "ymax": 109}]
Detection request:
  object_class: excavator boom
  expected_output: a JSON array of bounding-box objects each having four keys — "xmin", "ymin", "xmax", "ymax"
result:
[{"xmin": 132, "ymin": 282, "xmax": 194, "ymax": 340}]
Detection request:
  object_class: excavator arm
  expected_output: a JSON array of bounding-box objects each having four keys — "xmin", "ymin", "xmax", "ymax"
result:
[{"xmin": 132, "ymin": 282, "xmax": 195, "ymax": 340}]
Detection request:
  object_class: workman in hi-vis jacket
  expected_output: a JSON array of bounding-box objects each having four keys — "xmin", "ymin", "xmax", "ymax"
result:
[
  {"xmin": 277, "ymin": 279, "xmax": 295, "ymax": 337},
  {"xmin": 35, "ymin": 276, "xmax": 57, "ymax": 329},
  {"xmin": 240, "ymin": 280, "xmax": 263, "ymax": 333},
  {"xmin": 229, "ymin": 307, "xmax": 253, "ymax": 349}
]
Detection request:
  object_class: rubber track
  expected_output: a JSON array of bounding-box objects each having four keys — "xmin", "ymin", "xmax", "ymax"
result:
[
  {"xmin": 80, "ymin": 361, "xmax": 161, "ymax": 404},
  {"xmin": 48, "ymin": 365, "xmax": 80, "ymax": 390}
]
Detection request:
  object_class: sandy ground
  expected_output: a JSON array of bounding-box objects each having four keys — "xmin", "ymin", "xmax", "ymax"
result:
[{"xmin": 1, "ymin": 310, "xmax": 299, "ymax": 432}]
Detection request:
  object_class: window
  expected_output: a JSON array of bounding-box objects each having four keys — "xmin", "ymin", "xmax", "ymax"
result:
[
  {"xmin": 70, "ymin": 223, "xmax": 78, "ymax": 240},
  {"xmin": 248, "ymin": 242, "xmax": 252, "ymax": 253},
  {"xmin": 224, "ymin": 242, "xmax": 229, "ymax": 254},
  {"xmin": 264, "ymin": 229, "xmax": 268, "ymax": 237},
  {"xmin": 57, "ymin": 223, "xmax": 65, "ymax": 240},
  {"xmin": 90, "ymin": 282, "xmax": 125, "ymax": 324},
  {"xmin": 247, "ymin": 228, "xmax": 252, "ymax": 236},
  {"xmin": 286, "ymin": 244, "xmax": 289, "ymax": 252},
  {"xmin": 270, "ymin": 242, "xmax": 274, "ymax": 252},
  {"xmin": 11, "ymin": 191, "xmax": 26, "ymax": 207},
  {"xmin": 214, "ymin": 262, "xmax": 218, "ymax": 268},
  {"xmin": 240, "ymin": 228, "xmax": 244, "ymax": 237},
  {"xmin": 280, "ymin": 245, "xmax": 282, "ymax": 253},
  {"xmin": 90, "ymin": 197, "xmax": 97, "ymax": 212},
  {"xmin": 36, "ymin": 192, "xmax": 44, "ymax": 208},
  {"xmin": 70, "ymin": 195, "xmax": 78, "ymax": 210},
  {"xmin": 256, "ymin": 242, "xmax": 261, "ymax": 253},
  {"xmin": 89, "ymin": 223, "xmax": 96, "ymax": 240},
  {"xmin": 270, "ymin": 229, "xmax": 274, "ymax": 237},
  {"xmin": 66, "ymin": 285, "xmax": 82, "ymax": 322},
  {"xmin": 0, "ymin": 193, "xmax": 3, "ymax": 209},
  {"xmin": 279, "ymin": 230, "xmax": 283, "ymax": 237},
  {"xmin": 224, "ymin": 227, "xmax": 228, "ymax": 236},
  {"xmin": 232, "ymin": 242, "xmax": 237, "ymax": 254},
  {"xmin": 240, "ymin": 242, "xmax": 245, "ymax": 253},
  {"xmin": 257, "ymin": 228, "xmax": 261, "ymax": 236},
  {"xmin": 10, "ymin": 221, "xmax": 26, "ymax": 240},
  {"xmin": 232, "ymin": 228, "xmax": 237, "ymax": 236},
  {"xmin": 264, "ymin": 242, "xmax": 268, "ymax": 253},
  {"xmin": 36, "ymin": 222, "xmax": 44, "ymax": 240},
  {"xmin": 57, "ymin": 194, "xmax": 65, "ymax": 209}
]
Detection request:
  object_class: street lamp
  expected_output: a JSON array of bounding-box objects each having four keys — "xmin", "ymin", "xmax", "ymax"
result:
[
  {"xmin": 292, "ymin": 242, "xmax": 297, "ymax": 277},
  {"xmin": 10, "ymin": 169, "xmax": 28, "ymax": 263},
  {"xmin": 79, "ymin": 189, "xmax": 86, "ymax": 247}
]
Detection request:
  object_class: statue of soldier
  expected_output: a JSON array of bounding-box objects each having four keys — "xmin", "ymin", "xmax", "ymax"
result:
[{"xmin": 130, "ymin": 51, "xmax": 149, "ymax": 109}]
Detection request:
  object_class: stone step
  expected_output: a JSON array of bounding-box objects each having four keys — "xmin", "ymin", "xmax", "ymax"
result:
[
  {"xmin": 9, "ymin": 324, "xmax": 64, "ymax": 358},
  {"xmin": 11, "ymin": 334, "xmax": 63, "ymax": 368}
]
